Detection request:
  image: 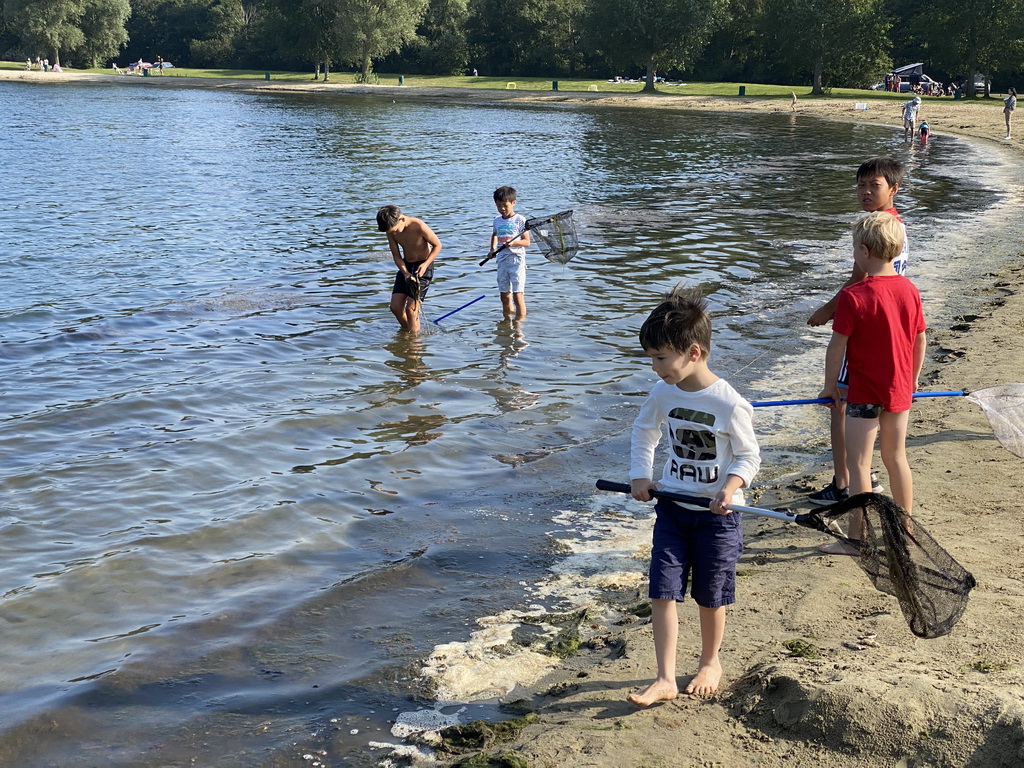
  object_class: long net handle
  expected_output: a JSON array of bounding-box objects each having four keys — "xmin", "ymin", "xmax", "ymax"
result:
[
  {"xmin": 478, "ymin": 219, "xmax": 538, "ymax": 266},
  {"xmin": 751, "ymin": 390, "xmax": 969, "ymax": 407},
  {"xmin": 594, "ymin": 480, "xmax": 796, "ymax": 521}
]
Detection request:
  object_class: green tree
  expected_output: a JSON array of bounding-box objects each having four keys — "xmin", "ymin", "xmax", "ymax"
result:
[
  {"xmin": 466, "ymin": 0, "xmax": 588, "ymax": 77},
  {"xmin": 74, "ymin": 0, "xmax": 129, "ymax": 67},
  {"xmin": 403, "ymin": 0, "xmax": 470, "ymax": 74},
  {"xmin": 333, "ymin": 0, "xmax": 429, "ymax": 81},
  {"xmin": 697, "ymin": 0, "xmax": 770, "ymax": 82},
  {"xmin": 465, "ymin": 0, "xmax": 534, "ymax": 75},
  {"xmin": 586, "ymin": 0, "xmax": 729, "ymax": 91},
  {"xmin": 763, "ymin": 0, "xmax": 891, "ymax": 93},
  {"xmin": 260, "ymin": 0, "xmax": 342, "ymax": 77},
  {"xmin": 125, "ymin": 0, "xmax": 245, "ymax": 67},
  {"xmin": 5, "ymin": 0, "xmax": 86, "ymax": 64},
  {"xmin": 917, "ymin": 0, "xmax": 1024, "ymax": 96},
  {"xmin": 188, "ymin": 0, "xmax": 244, "ymax": 65},
  {"xmin": 531, "ymin": 0, "xmax": 586, "ymax": 75}
]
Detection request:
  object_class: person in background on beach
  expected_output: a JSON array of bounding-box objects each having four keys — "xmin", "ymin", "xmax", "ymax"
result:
[
  {"xmin": 377, "ymin": 204, "xmax": 442, "ymax": 334},
  {"xmin": 25, "ymin": 58, "xmax": 31, "ymax": 70},
  {"xmin": 902, "ymin": 96, "xmax": 922, "ymax": 140},
  {"xmin": 807, "ymin": 157, "xmax": 908, "ymax": 506},
  {"xmin": 791, "ymin": 92, "xmax": 797, "ymax": 111},
  {"xmin": 487, "ymin": 186, "xmax": 531, "ymax": 319},
  {"xmin": 918, "ymin": 120, "xmax": 930, "ymax": 145},
  {"xmin": 1004, "ymin": 88, "xmax": 1017, "ymax": 139},
  {"xmin": 818, "ymin": 212, "xmax": 926, "ymax": 555},
  {"xmin": 627, "ymin": 285, "xmax": 761, "ymax": 704}
]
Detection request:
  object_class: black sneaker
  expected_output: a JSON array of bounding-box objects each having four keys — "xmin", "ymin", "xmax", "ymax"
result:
[{"xmin": 808, "ymin": 477, "xmax": 849, "ymax": 505}]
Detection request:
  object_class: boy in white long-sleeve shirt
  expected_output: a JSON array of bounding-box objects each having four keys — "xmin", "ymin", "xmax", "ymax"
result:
[{"xmin": 628, "ymin": 284, "xmax": 761, "ymax": 705}]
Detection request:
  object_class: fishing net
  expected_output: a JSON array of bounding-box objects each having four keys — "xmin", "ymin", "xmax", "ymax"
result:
[
  {"xmin": 529, "ymin": 209, "xmax": 579, "ymax": 265},
  {"xmin": 966, "ymin": 384, "xmax": 1024, "ymax": 458},
  {"xmin": 594, "ymin": 480, "xmax": 976, "ymax": 639},
  {"xmin": 798, "ymin": 493, "xmax": 976, "ymax": 639},
  {"xmin": 405, "ymin": 273, "xmax": 422, "ymax": 302}
]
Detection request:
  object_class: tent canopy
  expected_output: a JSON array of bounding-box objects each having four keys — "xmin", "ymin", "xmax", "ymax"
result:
[{"xmin": 893, "ymin": 63, "xmax": 924, "ymax": 76}]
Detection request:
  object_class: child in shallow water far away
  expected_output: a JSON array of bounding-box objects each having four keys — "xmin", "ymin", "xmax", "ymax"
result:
[{"xmin": 627, "ymin": 284, "xmax": 761, "ymax": 704}]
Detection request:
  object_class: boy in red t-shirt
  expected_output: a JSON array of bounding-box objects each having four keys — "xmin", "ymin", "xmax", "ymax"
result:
[{"xmin": 818, "ymin": 212, "xmax": 926, "ymax": 555}]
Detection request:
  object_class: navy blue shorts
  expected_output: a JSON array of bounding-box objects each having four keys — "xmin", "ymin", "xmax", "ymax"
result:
[
  {"xmin": 392, "ymin": 262, "xmax": 434, "ymax": 300},
  {"xmin": 648, "ymin": 498, "xmax": 743, "ymax": 608}
]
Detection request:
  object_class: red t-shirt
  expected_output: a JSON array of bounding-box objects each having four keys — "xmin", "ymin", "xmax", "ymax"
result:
[{"xmin": 833, "ymin": 275, "xmax": 926, "ymax": 412}]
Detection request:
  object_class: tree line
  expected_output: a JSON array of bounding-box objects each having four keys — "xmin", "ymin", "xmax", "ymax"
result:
[{"xmin": 2, "ymin": 0, "xmax": 1022, "ymax": 94}]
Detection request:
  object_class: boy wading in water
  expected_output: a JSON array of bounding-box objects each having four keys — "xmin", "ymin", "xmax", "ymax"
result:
[
  {"xmin": 487, "ymin": 186, "xmax": 531, "ymax": 319},
  {"xmin": 807, "ymin": 157, "xmax": 908, "ymax": 506},
  {"xmin": 818, "ymin": 212, "xmax": 926, "ymax": 554},
  {"xmin": 377, "ymin": 205, "xmax": 442, "ymax": 333},
  {"xmin": 628, "ymin": 285, "xmax": 761, "ymax": 704}
]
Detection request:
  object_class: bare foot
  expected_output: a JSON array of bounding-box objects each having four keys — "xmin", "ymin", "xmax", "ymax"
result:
[
  {"xmin": 684, "ymin": 660, "xmax": 722, "ymax": 697},
  {"xmin": 627, "ymin": 678, "xmax": 678, "ymax": 707},
  {"xmin": 818, "ymin": 540, "xmax": 860, "ymax": 556}
]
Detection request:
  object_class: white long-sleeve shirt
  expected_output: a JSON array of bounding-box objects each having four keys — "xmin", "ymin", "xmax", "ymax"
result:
[{"xmin": 630, "ymin": 378, "xmax": 761, "ymax": 506}]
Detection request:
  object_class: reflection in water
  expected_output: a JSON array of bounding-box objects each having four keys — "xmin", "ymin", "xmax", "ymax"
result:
[
  {"xmin": 487, "ymin": 320, "xmax": 541, "ymax": 414},
  {"xmin": 372, "ymin": 335, "xmax": 448, "ymax": 448},
  {"xmin": 368, "ymin": 412, "xmax": 447, "ymax": 448},
  {"xmin": 496, "ymin": 318, "xmax": 529, "ymax": 368},
  {"xmin": 384, "ymin": 334, "xmax": 431, "ymax": 390}
]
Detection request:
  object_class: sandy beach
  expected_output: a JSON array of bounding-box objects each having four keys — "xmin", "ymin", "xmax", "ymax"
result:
[
  {"xmin": 486, "ymin": 263, "xmax": 1024, "ymax": 768},
  {"xmin": 6, "ymin": 69, "xmax": 1024, "ymax": 767}
]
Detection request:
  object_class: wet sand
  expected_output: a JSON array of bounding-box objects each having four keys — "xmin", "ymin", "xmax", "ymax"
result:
[
  {"xmin": 493, "ymin": 261, "xmax": 1024, "ymax": 768},
  {"xmin": 7, "ymin": 69, "xmax": 1024, "ymax": 767}
]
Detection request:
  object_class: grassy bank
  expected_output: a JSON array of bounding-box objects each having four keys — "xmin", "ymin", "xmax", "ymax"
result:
[
  {"xmin": 6, "ymin": 60, "xmax": 1007, "ymax": 117},
  {"xmin": 1, "ymin": 60, "xmax": 976, "ymax": 103}
]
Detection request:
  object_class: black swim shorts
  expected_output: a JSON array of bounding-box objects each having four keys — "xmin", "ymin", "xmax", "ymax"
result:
[{"xmin": 392, "ymin": 262, "xmax": 434, "ymax": 300}]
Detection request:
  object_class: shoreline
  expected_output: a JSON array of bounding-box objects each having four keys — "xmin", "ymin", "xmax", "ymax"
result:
[
  {"xmin": 2, "ymin": 69, "xmax": 1019, "ymax": 159},
  {"xmin": 423, "ymin": 260, "xmax": 1024, "ymax": 768},
  {"xmin": 7, "ymin": 70, "xmax": 1024, "ymax": 766}
]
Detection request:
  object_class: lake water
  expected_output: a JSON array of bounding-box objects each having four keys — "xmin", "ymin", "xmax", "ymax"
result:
[{"xmin": 1, "ymin": 80, "xmax": 1022, "ymax": 766}]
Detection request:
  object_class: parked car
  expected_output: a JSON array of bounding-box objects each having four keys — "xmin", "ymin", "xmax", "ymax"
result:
[{"xmin": 871, "ymin": 74, "xmax": 939, "ymax": 93}]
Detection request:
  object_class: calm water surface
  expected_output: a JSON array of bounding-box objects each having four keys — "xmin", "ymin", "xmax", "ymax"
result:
[{"xmin": 1, "ymin": 80, "xmax": 1022, "ymax": 765}]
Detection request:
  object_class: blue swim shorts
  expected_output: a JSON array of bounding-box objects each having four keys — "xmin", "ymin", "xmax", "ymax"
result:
[{"xmin": 648, "ymin": 498, "xmax": 743, "ymax": 608}]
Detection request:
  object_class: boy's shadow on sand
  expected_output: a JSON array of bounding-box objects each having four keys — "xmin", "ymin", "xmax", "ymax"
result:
[{"xmin": 537, "ymin": 676, "xmax": 725, "ymax": 720}]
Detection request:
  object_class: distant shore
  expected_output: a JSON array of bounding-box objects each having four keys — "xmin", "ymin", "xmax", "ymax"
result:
[{"xmin": 3, "ymin": 69, "xmax": 1018, "ymax": 158}]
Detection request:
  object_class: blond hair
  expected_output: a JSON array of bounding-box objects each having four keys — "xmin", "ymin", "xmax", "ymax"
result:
[{"xmin": 852, "ymin": 211, "xmax": 904, "ymax": 262}]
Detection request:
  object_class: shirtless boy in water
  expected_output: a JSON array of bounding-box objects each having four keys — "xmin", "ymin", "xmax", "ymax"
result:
[{"xmin": 376, "ymin": 205, "xmax": 442, "ymax": 333}]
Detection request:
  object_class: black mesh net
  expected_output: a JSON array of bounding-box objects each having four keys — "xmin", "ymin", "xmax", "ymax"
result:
[
  {"xmin": 799, "ymin": 493, "xmax": 976, "ymax": 639},
  {"xmin": 528, "ymin": 210, "xmax": 578, "ymax": 265}
]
